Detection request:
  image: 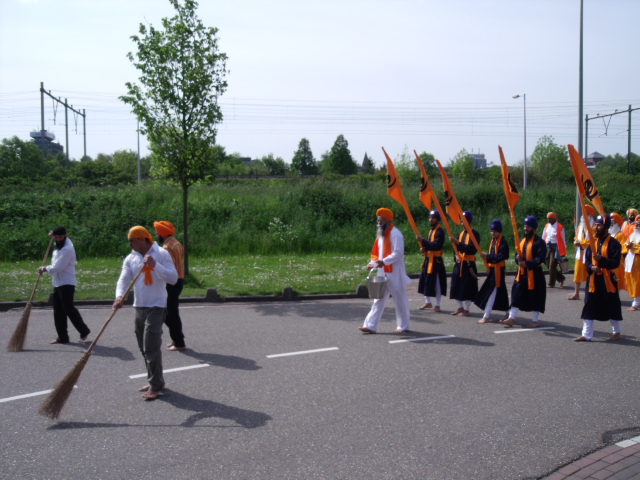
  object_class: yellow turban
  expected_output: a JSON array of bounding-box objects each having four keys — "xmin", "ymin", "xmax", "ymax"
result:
[
  {"xmin": 128, "ymin": 226, "xmax": 152, "ymax": 240},
  {"xmin": 376, "ymin": 208, "xmax": 394, "ymax": 221},
  {"xmin": 627, "ymin": 208, "xmax": 639, "ymax": 217},
  {"xmin": 153, "ymin": 221, "xmax": 175, "ymax": 237}
]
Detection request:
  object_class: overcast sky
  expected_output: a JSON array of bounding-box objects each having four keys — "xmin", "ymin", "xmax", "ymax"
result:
[{"xmin": 1, "ymin": 0, "xmax": 638, "ymax": 167}]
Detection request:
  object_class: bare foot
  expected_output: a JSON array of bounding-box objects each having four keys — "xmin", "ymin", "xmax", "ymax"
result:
[
  {"xmin": 418, "ymin": 303, "xmax": 432, "ymax": 310},
  {"xmin": 476, "ymin": 317, "xmax": 492, "ymax": 324},
  {"xmin": 451, "ymin": 307, "xmax": 464, "ymax": 316},
  {"xmin": 428, "ymin": 306, "xmax": 441, "ymax": 313}
]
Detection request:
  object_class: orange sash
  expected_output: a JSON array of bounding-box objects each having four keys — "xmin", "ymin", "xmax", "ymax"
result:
[
  {"xmin": 516, "ymin": 237, "xmax": 536, "ymax": 290},
  {"xmin": 457, "ymin": 231, "xmax": 476, "ymax": 277},
  {"xmin": 425, "ymin": 225, "xmax": 443, "ymax": 274},
  {"xmin": 371, "ymin": 225, "xmax": 394, "ymax": 273},
  {"xmin": 488, "ymin": 235, "xmax": 505, "ymax": 288},
  {"xmin": 589, "ymin": 235, "xmax": 617, "ymax": 294},
  {"xmin": 142, "ymin": 265, "xmax": 154, "ymax": 285}
]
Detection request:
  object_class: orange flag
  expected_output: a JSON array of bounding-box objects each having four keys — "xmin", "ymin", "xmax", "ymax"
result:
[
  {"xmin": 568, "ymin": 144, "xmax": 605, "ymax": 217},
  {"xmin": 435, "ymin": 159, "xmax": 463, "ymax": 226},
  {"xmin": 414, "ymin": 151, "xmax": 433, "ymax": 211},
  {"xmin": 382, "ymin": 147, "xmax": 420, "ymax": 236},
  {"xmin": 435, "ymin": 159, "xmax": 485, "ymax": 261},
  {"xmin": 498, "ymin": 146, "xmax": 522, "ymax": 255}
]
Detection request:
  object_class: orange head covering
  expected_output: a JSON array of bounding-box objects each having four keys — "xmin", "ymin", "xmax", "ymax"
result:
[
  {"xmin": 546, "ymin": 212, "xmax": 557, "ymax": 220},
  {"xmin": 610, "ymin": 213, "xmax": 624, "ymax": 227},
  {"xmin": 154, "ymin": 221, "xmax": 175, "ymax": 237},
  {"xmin": 128, "ymin": 226, "xmax": 152, "ymax": 240},
  {"xmin": 584, "ymin": 205, "xmax": 596, "ymax": 217},
  {"xmin": 376, "ymin": 208, "xmax": 394, "ymax": 222}
]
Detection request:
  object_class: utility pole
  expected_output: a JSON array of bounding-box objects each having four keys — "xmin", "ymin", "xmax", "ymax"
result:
[
  {"xmin": 39, "ymin": 82, "xmax": 87, "ymax": 160},
  {"xmin": 585, "ymin": 105, "xmax": 638, "ymax": 174}
]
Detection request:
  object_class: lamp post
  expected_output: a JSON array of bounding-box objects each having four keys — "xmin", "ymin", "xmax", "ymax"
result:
[{"xmin": 512, "ymin": 93, "xmax": 528, "ymax": 189}]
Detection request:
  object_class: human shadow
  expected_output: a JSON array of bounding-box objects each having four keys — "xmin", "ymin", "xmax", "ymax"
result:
[
  {"xmin": 179, "ymin": 349, "xmax": 261, "ymax": 371},
  {"xmin": 89, "ymin": 344, "xmax": 137, "ymax": 361},
  {"xmin": 48, "ymin": 391, "xmax": 271, "ymax": 430},
  {"xmin": 248, "ymin": 301, "xmax": 371, "ymax": 323}
]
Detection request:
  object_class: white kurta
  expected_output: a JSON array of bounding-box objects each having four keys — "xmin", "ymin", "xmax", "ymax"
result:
[{"xmin": 362, "ymin": 226, "xmax": 412, "ymax": 332}]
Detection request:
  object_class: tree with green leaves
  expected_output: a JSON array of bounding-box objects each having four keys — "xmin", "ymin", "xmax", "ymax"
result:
[
  {"xmin": 291, "ymin": 138, "xmax": 318, "ymax": 175},
  {"xmin": 259, "ymin": 154, "xmax": 288, "ymax": 176},
  {"xmin": 361, "ymin": 153, "xmax": 375, "ymax": 174},
  {"xmin": 448, "ymin": 148, "xmax": 475, "ymax": 181},
  {"xmin": 530, "ymin": 135, "xmax": 571, "ymax": 184},
  {"xmin": 120, "ymin": 0, "xmax": 228, "ymax": 276},
  {"xmin": 326, "ymin": 134, "xmax": 358, "ymax": 175},
  {"xmin": 0, "ymin": 136, "xmax": 45, "ymax": 184}
]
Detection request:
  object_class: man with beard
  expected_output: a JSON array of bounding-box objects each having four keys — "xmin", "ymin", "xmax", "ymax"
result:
[
  {"xmin": 574, "ymin": 214, "xmax": 623, "ymax": 341},
  {"xmin": 622, "ymin": 208, "xmax": 638, "ymax": 239},
  {"xmin": 359, "ymin": 208, "xmax": 412, "ymax": 334},
  {"xmin": 113, "ymin": 226, "xmax": 178, "ymax": 400},
  {"xmin": 542, "ymin": 212, "xmax": 566, "ymax": 288},
  {"xmin": 475, "ymin": 219, "xmax": 510, "ymax": 324},
  {"xmin": 39, "ymin": 226, "xmax": 91, "ymax": 344},
  {"xmin": 500, "ymin": 216, "xmax": 546, "ymax": 328},
  {"xmin": 154, "ymin": 220, "xmax": 187, "ymax": 351},
  {"xmin": 449, "ymin": 211, "xmax": 479, "ymax": 317},
  {"xmin": 624, "ymin": 218, "xmax": 640, "ymax": 312},
  {"xmin": 416, "ymin": 210, "xmax": 446, "ymax": 313},
  {"xmin": 609, "ymin": 212, "xmax": 627, "ymax": 293}
]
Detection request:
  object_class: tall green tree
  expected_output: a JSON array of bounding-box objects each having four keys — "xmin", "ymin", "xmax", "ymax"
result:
[
  {"xmin": 0, "ymin": 136, "xmax": 45, "ymax": 183},
  {"xmin": 326, "ymin": 134, "xmax": 358, "ymax": 175},
  {"xmin": 291, "ymin": 138, "xmax": 318, "ymax": 175},
  {"xmin": 530, "ymin": 135, "xmax": 571, "ymax": 184},
  {"xmin": 259, "ymin": 154, "xmax": 288, "ymax": 175},
  {"xmin": 448, "ymin": 148, "xmax": 475, "ymax": 181},
  {"xmin": 361, "ymin": 153, "xmax": 375, "ymax": 174},
  {"xmin": 120, "ymin": 0, "xmax": 228, "ymax": 275}
]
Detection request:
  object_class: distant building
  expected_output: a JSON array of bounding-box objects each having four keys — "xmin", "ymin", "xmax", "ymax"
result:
[
  {"xmin": 30, "ymin": 130, "xmax": 63, "ymax": 155},
  {"xmin": 469, "ymin": 153, "xmax": 487, "ymax": 169},
  {"xmin": 585, "ymin": 151, "xmax": 605, "ymax": 166}
]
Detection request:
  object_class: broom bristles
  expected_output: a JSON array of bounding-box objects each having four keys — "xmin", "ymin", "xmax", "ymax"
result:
[
  {"xmin": 6, "ymin": 302, "xmax": 33, "ymax": 352},
  {"xmin": 39, "ymin": 351, "xmax": 91, "ymax": 419}
]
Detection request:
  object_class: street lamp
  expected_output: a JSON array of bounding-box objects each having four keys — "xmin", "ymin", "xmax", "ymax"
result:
[{"xmin": 513, "ymin": 93, "xmax": 528, "ymax": 189}]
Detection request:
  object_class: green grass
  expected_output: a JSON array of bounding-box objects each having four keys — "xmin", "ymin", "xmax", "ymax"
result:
[{"xmin": 1, "ymin": 253, "xmax": 488, "ymax": 302}]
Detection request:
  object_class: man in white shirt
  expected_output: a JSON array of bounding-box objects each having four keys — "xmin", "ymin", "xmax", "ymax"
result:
[
  {"xmin": 113, "ymin": 226, "xmax": 178, "ymax": 400},
  {"xmin": 541, "ymin": 212, "xmax": 567, "ymax": 288},
  {"xmin": 39, "ymin": 226, "xmax": 91, "ymax": 344}
]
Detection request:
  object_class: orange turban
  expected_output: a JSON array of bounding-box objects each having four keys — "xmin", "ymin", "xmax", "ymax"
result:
[
  {"xmin": 584, "ymin": 205, "xmax": 596, "ymax": 217},
  {"xmin": 611, "ymin": 213, "xmax": 624, "ymax": 227},
  {"xmin": 376, "ymin": 208, "xmax": 394, "ymax": 221},
  {"xmin": 546, "ymin": 212, "xmax": 557, "ymax": 220},
  {"xmin": 128, "ymin": 226, "xmax": 152, "ymax": 240},
  {"xmin": 154, "ymin": 221, "xmax": 175, "ymax": 237}
]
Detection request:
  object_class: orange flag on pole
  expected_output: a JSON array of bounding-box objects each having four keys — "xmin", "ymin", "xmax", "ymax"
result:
[
  {"xmin": 568, "ymin": 144, "xmax": 605, "ymax": 217},
  {"xmin": 435, "ymin": 159, "xmax": 485, "ymax": 261},
  {"xmin": 498, "ymin": 146, "xmax": 522, "ymax": 255},
  {"xmin": 382, "ymin": 147, "xmax": 420, "ymax": 236}
]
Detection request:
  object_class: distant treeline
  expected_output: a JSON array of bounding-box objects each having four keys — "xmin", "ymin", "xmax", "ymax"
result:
[{"xmin": 2, "ymin": 170, "xmax": 637, "ymax": 263}]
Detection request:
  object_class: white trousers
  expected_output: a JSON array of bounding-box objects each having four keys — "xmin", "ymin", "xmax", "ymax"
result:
[
  {"xmin": 363, "ymin": 282, "xmax": 411, "ymax": 332},
  {"xmin": 581, "ymin": 319, "xmax": 621, "ymax": 340},
  {"xmin": 483, "ymin": 288, "xmax": 498, "ymax": 318},
  {"xmin": 509, "ymin": 307, "xmax": 540, "ymax": 323}
]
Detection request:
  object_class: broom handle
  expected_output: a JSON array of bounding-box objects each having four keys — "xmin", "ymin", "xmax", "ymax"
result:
[
  {"xmin": 27, "ymin": 237, "xmax": 55, "ymax": 304},
  {"xmin": 84, "ymin": 265, "xmax": 145, "ymax": 356}
]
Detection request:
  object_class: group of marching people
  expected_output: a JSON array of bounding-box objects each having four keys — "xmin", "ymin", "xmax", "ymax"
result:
[{"xmin": 413, "ymin": 206, "xmax": 640, "ymax": 340}]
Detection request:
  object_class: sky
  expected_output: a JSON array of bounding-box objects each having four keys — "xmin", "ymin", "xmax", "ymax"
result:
[{"xmin": 1, "ymin": 0, "xmax": 639, "ymax": 168}]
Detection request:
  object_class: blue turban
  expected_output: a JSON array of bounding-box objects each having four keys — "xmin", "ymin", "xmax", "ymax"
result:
[
  {"xmin": 524, "ymin": 215, "xmax": 538, "ymax": 229},
  {"xmin": 462, "ymin": 210, "xmax": 473, "ymax": 223},
  {"xmin": 430, "ymin": 210, "xmax": 441, "ymax": 221},
  {"xmin": 594, "ymin": 214, "xmax": 611, "ymax": 230},
  {"xmin": 490, "ymin": 219, "xmax": 503, "ymax": 233}
]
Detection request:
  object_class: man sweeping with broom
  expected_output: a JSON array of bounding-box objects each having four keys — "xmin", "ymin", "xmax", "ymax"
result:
[
  {"xmin": 113, "ymin": 226, "xmax": 178, "ymax": 400},
  {"xmin": 39, "ymin": 226, "xmax": 91, "ymax": 345}
]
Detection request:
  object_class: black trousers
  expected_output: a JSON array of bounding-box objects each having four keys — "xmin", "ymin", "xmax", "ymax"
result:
[
  {"xmin": 53, "ymin": 285, "xmax": 90, "ymax": 343},
  {"xmin": 164, "ymin": 279, "xmax": 185, "ymax": 347}
]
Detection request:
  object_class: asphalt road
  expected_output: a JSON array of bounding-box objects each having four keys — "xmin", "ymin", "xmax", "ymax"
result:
[{"xmin": 2, "ymin": 278, "xmax": 640, "ymax": 480}]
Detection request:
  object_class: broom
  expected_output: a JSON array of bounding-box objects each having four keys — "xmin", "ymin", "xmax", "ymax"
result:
[
  {"xmin": 39, "ymin": 265, "xmax": 144, "ymax": 419},
  {"xmin": 7, "ymin": 237, "xmax": 55, "ymax": 352}
]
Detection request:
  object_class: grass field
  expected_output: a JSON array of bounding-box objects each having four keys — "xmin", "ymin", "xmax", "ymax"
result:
[{"xmin": 0, "ymin": 253, "xmax": 462, "ymax": 302}]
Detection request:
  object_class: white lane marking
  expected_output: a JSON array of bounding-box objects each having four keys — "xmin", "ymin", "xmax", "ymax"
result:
[
  {"xmin": 389, "ymin": 335, "xmax": 456, "ymax": 344},
  {"xmin": 494, "ymin": 327, "xmax": 556, "ymax": 334},
  {"xmin": 0, "ymin": 386, "xmax": 77, "ymax": 404},
  {"xmin": 267, "ymin": 347, "xmax": 339, "ymax": 359},
  {"xmin": 128, "ymin": 363, "xmax": 210, "ymax": 379}
]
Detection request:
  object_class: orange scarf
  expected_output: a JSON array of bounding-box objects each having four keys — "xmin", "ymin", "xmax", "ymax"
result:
[
  {"xmin": 516, "ymin": 236, "xmax": 536, "ymax": 290},
  {"xmin": 371, "ymin": 225, "xmax": 394, "ymax": 273},
  {"xmin": 589, "ymin": 235, "xmax": 616, "ymax": 293},
  {"xmin": 488, "ymin": 235, "xmax": 505, "ymax": 288},
  {"xmin": 425, "ymin": 225, "xmax": 443, "ymax": 273},
  {"xmin": 457, "ymin": 230, "xmax": 476, "ymax": 277},
  {"xmin": 142, "ymin": 265, "xmax": 154, "ymax": 285}
]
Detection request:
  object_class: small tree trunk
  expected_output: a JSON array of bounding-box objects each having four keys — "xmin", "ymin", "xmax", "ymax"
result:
[{"xmin": 182, "ymin": 182, "xmax": 189, "ymax": 278}]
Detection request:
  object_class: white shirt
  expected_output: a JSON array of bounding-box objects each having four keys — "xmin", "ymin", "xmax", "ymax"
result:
[
  {"xmin": 46, "ymin": 238, "xmax": 78, "ymax": 287},
  {"xmin": 625, "ymin": 229, "xmax": 640, "ymax": 273},
  {"xmin": 542, "ymin": 223, "xmax": 558, "ymax": 244},
  {"xmin": 368, "ymin": 226, "xmax": 412, "ymax": 287},
  {"xmin": 116, "ymin": 242, "xmax": 178, "ymax": 308}
]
